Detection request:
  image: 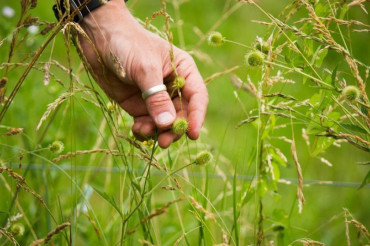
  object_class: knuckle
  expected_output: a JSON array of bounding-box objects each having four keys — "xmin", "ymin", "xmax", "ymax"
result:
[
  {"xmin": 147, "ymin": 91, "xmax": 171, "ymax": 109},
  {"xmin": 142, "ymin": 63, "xmax": 157, "ymax": 74},
  {"xmin": 134, "ymin": 61, "xmax": 159, "ymax": 80},
  {"xmin": 185, "ymin": 53, "xmax": 196, "ymax": 67}
]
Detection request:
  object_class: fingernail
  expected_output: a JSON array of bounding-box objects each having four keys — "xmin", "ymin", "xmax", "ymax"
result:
[{"xmin": 156, "ymin": 112, "xmax": 174, "ymax": 126}]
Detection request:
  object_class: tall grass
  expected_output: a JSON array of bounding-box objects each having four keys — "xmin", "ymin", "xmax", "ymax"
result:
[{"xmin": 0, "ymin": 0, "xmax": 369, "ymax": 245}]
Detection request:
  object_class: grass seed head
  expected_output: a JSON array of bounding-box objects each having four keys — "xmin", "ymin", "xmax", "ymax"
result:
[
  {"xmin": 11, "ymin": 223, "xmax": 25, "ymax": 237},
  {"xmin": 342, "ymin": 85, "xmax": 360, "ymax": 101},
  {"xmin": 194, "ymin": 151, "xmax": 213, "ymax": 166},
  {"xmin": 254, "ymin": 41, "xmax": 270, "ymax": 55},
  {"xmin": 49, "ymin": 141, "xmax": 64, "ymax": 154},
  {"xmin": 208, "ymin": 32, "xmax": 224, "ymax": 47},
  {"xmin": 172, "ymin": 118, "xmax": 188, "ymax": 135},
  {"xmin": 173, "ymin": 76, "xmax": 186, "ymax": 90},
  {"xmin": 245, "ymin": 51, "xmax": 264, "ymax": 67}
]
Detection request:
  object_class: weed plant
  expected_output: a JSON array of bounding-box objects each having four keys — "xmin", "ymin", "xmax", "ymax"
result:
[{"xmin": 0, "ymin": 0, "xmax": 369, "ymax": 245}]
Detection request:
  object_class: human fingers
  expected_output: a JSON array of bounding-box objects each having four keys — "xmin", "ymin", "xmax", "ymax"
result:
[
  {"xmin": 135, "ymin": 63, "xmax": 177, "ymax": 130},
  {"xmin": 176, "ymin": 54, "xmax": 208, "ymax": 140},
  {"xmin": 132, "ymin": 116, "xmax": 156, "ymax": 141},
  {"xmin": 156, "ymin": 97, "xmax": 188, "ymax": 148}
]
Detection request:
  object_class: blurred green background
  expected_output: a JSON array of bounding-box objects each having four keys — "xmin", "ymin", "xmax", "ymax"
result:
[{"xmin": 0, "ymin": 0, "xmax": 369, "ymax": 245}]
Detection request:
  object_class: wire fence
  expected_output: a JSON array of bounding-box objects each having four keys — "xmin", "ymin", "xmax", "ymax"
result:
[{"xmin": 5, "ymin": 163, "xmax": 369, "ymax": 189}]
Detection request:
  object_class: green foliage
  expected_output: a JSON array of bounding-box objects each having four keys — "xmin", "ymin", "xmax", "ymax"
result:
[{"xmin": 0, "ymin": 0, "xmax": 369, "ymax": 245}]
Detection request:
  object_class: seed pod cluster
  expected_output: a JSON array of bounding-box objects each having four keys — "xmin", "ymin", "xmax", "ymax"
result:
[
  {"xmin": 172, "ymin": 118, "xmax": 188, "ymax": 135},
  {"xmin": 50, "ymin": 141, "xmax": 64, "ymax": 154},
  {"xmin": 194, "ymin": 151, "xmax": 213, "ymax": 166},
  {"xmin": 245, "ymin": 51, "xmax": 264, "ymax": 67},
  {"xmin": 173, "ymin": 76, "xmax": 186, "ymax": 90},
  {"xmin": 208, "ymin": 32, "xmax": 224, "ymax": 47},
  {"xmin": 342, "ymin": 85, "xmax": 360, "ymax": 101}
]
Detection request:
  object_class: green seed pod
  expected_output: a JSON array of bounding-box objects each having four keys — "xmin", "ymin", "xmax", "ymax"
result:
[
  {"xmin": 342, "ymin": 85, "xmax": 360, "ymax": 101},
  {"xmin": 172, "ymin": 118, "xmax": 188, "ymax": 135},
  {"xmin": 208, "ymin": 32, "xmax": 224, "ymax": 47},
  {"xmin": 194, "ymin": 151, "xmax": 213, "ymax": 166},
  {"xmin": 254, "ymin": 41, "xmax": 270, "ymax": 55},
  {"xmin": 107, "ymin": 102, "xmax": 115, "ymax": 113},
  {"xmin": 173, "ymin": 76, "xmax": 186, "ymax": 90},
  {"xmin": 245, "ymin": 51, "xmax": 264, "ymax": 67},
  {"xmin": 11, "ymin": 223, "xmax": 25, "ymax": 237},
  {"xmin": 50, "ymin": 140, "xmax": 64, "ymax": 154}
]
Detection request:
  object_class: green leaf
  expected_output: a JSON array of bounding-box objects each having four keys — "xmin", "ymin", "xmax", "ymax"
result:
[
  {"xmin": 306, "ymin": 126, "xmax": 324, "ymax": 135},
  {"xmin": 309, "ymin": 93, "xmax": 322, "ymax": 107},
  {"xmin": 319, "ymin": 91, "xmax": 333, "ymax": 111},
  {"xmin": 324, "ymin": 112, "xmax": 340, "ymax": 128},
  {"xmin": 331, "ymin": 65, "xmax": 338, "ymax": 87},
  {"xmin": 270, "ymin": 149, "xmax": 287, "ymax": 167},
  {"xmin": 257, "ymin": 179, "xmax": 269, "ymax": 197},
  {"xmin": 272, "ymin": 208, "xmax": 288, "ymax": 223},
  {"xmin": 339, "ymin": 4, "xmax": 349, "ymax": 19},
  {"xmin": 313, "ymin": 136, "xmax": 334, "ymax": 156},
  {"xmin": 241, "ymin": 187, "xmax": 255, "ymax": 207},
  {"xmin": 262, "ymin": 115, "xmax": 276, "ymax": 140},
  {"xmin": 315, "ymin": 3, "xmax": 330, "ymax": 16},
  {"xmin": 340, "ymin": 123, "xmax": 368, "ymax": 134},
  {"xmin": 304, "ymin": 39, "xmax": 314, "ymax": 58},
  {"xmin": 93, "ymin": 186, "xmax": 123, "ymax": 218},
  {"xmin": 284, "ymin": 54, "xmax": 292, "ymax": 66},
  {"xmin": 360, "ymin": 102, "xmax": 369, "ymax": 117},
  {"xmin": 358, "ymin": 169, "xmax": 370, "ymax": 189},
  {"xmin": 311, "ymin": 46, "xmax": 327, "ymax": 67}
]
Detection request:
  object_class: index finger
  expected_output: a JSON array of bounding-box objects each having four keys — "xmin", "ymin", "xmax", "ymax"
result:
[{"xmin": 179, "ymin": 60, "xmax": 209, "ymax": 140}]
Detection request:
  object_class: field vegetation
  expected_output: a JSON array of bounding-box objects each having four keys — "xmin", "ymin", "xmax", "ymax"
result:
[{"xmin": 0, "ymin": 0, "xmax": 369, "ymax": 245}]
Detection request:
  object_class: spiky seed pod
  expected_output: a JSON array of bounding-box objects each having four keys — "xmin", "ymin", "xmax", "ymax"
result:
[
  {"xmin": 173, "ymin": 76, "xmax": 186, "ymax": 90},
  {"xmin": 11, "ymin": 223, "xmax": 25, "ymax": 237},
  {"xmin": 50, "ymin": 141, "xmax": 64, "ymax": 154},
  {"xmin": 254, "ymin": 41, "xmax": 270, "ymax": 55},
  {"xmin": 172, "ymin": 118, "xmax": 188, "ymax": 135},
  {"xmin": 245, "ymin": 51, "xmax": 264, "ymax": 67},
  {"xmin": 342, "ymin": 85, "xmax": 360, "ymax": 101},
  {"xmin": 208, "ymin": 32, "xmax": 224, "ymax": 47},
  {"xmin": 194, "ymin": 151, "xmax": 213, "ymax": 166}
]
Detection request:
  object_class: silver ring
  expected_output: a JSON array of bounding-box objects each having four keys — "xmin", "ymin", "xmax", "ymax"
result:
[{"xmin": 142, "ymin": 84, "xmax": 167, "ymax": 100}]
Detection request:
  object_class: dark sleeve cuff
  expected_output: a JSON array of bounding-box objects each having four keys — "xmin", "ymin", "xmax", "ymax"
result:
[{"xmin": 53, "ymin": 0, "xmax": 128, "ymax": 23}]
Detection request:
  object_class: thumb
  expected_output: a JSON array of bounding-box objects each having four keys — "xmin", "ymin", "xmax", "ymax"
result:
[
  {"xmin": 145, "ymin": 90, "xmax": 176, "ymax": 129},
  {"xmin": 141, "ymin": 76, "xmax": 176, "ymax": 129}
]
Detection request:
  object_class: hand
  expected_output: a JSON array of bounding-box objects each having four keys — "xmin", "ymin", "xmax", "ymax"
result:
[{"xmin": 78, "ymin": 0, "xmax": 208, "ymax": 148}]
